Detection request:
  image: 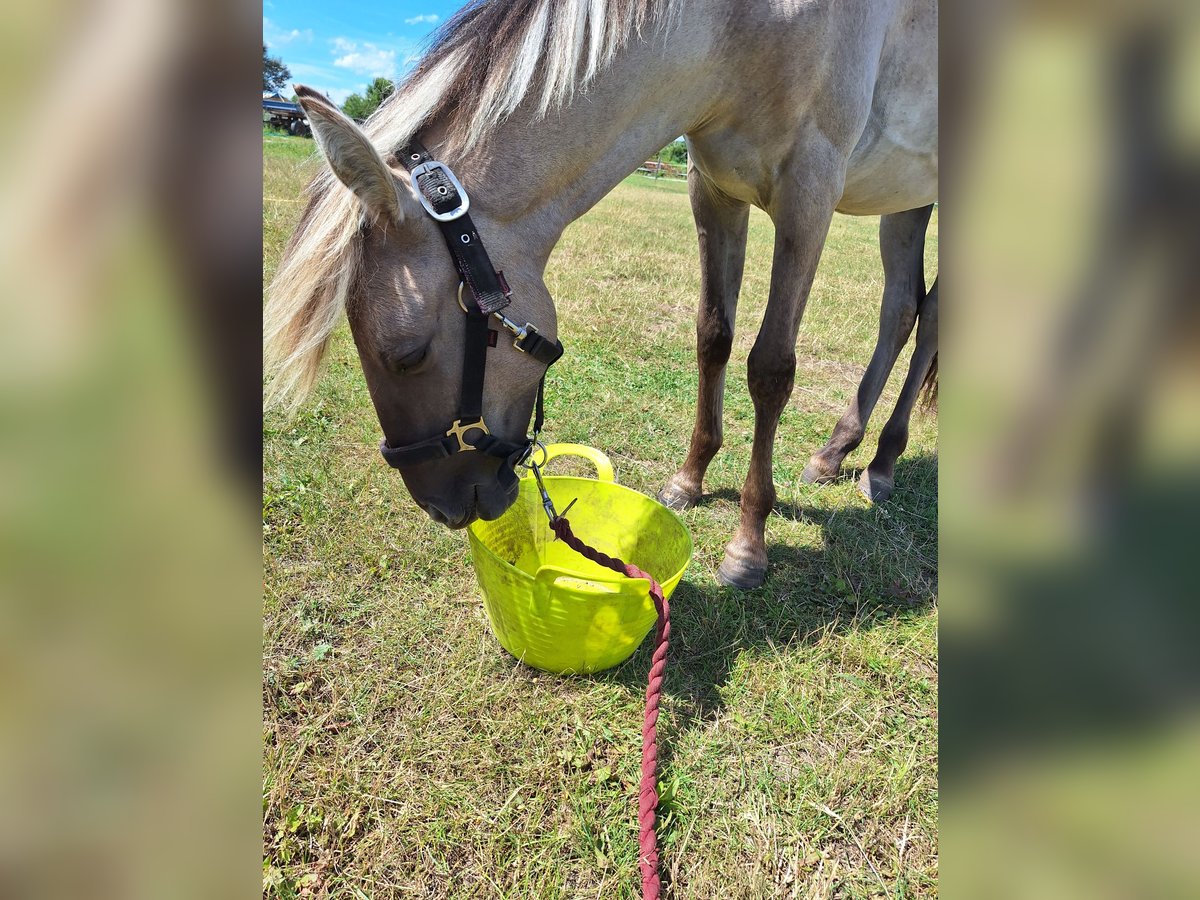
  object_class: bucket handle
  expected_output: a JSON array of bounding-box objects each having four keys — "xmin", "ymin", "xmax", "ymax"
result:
[
  {"xmin": 532, "ymin": 564, "xmax": 651, "ymax": 608},
  {"xmin": 524, "ymin": 444, "xmax": 615, "ymax": 483}
]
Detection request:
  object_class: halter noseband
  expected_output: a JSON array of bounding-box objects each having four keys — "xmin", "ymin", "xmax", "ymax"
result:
[{"xmin": 378, "ymin": 141, "xmax": 564, "ymax": 477}]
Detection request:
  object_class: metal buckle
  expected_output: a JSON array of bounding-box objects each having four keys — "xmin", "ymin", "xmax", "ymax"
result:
[
  {"xmin": 494, "ymin": 312, "xmax": 533, "ymax": 347},
  {"xmin": 445, "ymin": 418, "xmax": 488, "ymax": 452},
  {"xmin": 410, "ymin": 161, "xmax": 470, "ymax": 221},
  {"xmin": 458, "ymin": 282, "xmax": 536, "ymax": 348}
]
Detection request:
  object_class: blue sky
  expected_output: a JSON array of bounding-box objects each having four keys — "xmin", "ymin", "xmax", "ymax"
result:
[{"xmin": 263, "ymin": 1, "xmax": 463, "ymax": 106}]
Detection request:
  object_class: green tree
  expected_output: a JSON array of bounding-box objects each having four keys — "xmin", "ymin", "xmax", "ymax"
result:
[
  {"xmin": 341, "ymin": 77, "xmax": 395, "ymax": 121},
  {"xmin": 365, "ymin": 77, "xmax": 395, "ymax": 111},
  {"xmin": 263, "ymin": 44, "xmax": 291, "ymax": 94},
  {"xmin": 341, "ymin": 93, "xmax": 371, "ymax": 121}
]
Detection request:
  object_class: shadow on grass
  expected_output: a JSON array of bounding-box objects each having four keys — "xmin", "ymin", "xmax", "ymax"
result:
[
  {"xmin": 940, "ymin": 468, "xmax": 1200, "ymax": 777},
  {"xmin": 596, "ymin": 453, "xmax": 938, "ymax": 728},
  {"xmin": 685, "ymin": 453, "xmax": 937, "ymax": 515}
]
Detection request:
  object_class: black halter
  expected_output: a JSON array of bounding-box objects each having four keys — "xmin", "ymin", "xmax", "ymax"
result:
[{"xmin": 378, "ymin": 141, "xmax": 564, "ymax": 475}]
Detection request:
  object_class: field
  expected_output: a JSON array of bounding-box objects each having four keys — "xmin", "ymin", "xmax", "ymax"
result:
[{"xmin": 263, "ymin": 133, "xmax": 938, "ymax": 899}]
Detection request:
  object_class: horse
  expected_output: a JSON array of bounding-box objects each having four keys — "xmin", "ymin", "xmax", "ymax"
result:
[
  {"xmin": 799, "ymin": 205, "xmax": 938, "ymax": 503},
  {"xmin": 264, "ymin": 0, "xmax": 938, "ymax": 589}
]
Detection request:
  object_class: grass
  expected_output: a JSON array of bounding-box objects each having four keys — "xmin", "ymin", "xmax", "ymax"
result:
[{"xmin": 263, "ymin": 137, "xmax": 938, "ymax": 899}]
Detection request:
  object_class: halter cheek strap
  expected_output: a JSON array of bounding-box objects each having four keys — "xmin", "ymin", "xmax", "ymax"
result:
[{"xmin": 377, "ymin": 140, "xmax": 564, "ymax": 472}]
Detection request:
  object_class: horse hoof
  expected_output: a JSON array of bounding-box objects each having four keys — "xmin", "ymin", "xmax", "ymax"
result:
[
  {"xmin": 716, "ymin": 555, "xmax": 766, "ymax": 590},
  {"xmin": 657, "ymin": 483, "xmax": 699, "ymax": 511},
  {"xmin": 858, "ymin": 470, "xmax": 894, "ymax": 503},
  {"xmin": 801, "ymin": 459, "xmax": 839, "ymax": 484}
]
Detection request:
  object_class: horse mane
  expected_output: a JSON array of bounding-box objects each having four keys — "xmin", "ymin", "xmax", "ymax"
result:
[{"xmin": 264, "ymin": 0, "xmax": 679, "ymax": 413}]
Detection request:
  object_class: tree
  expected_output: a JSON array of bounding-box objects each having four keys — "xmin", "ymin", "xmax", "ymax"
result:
[
  {"xmin": 341, "ymin": 93, "xmax": 371, "ymax": 121},
  {"xmin": 263, "ymin": 44, "xmax": 291, "ymax": 94},
  {"xmin": 342, "ymin": 77, "xmax": 395, "ymax": 122},
  {"xmin": 365, "ymin": 77, "xmax": 395, "ymax": 111},
  {"xmin": 664, "ymin": 140, "xmax": 688, "ymax": 166}
]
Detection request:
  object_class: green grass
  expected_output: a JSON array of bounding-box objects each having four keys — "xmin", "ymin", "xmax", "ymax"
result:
[{"xmin": 263, "ymin": 137, "xmax": 937, "ymax": 899}]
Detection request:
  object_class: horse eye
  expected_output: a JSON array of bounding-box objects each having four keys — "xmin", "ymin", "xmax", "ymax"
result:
[{"xmin": 382, "ymin": 343, "xmax": 430, "ymax": 375}]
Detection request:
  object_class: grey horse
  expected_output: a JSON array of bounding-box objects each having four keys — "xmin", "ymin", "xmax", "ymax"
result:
[{"xmin": 265, "ymin": 0, "xmax": 938, "ymax": 588}]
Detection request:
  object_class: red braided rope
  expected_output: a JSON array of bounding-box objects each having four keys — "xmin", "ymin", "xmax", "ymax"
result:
[{"xmin": 551, "ymin": 516, "xmax": 669, "ymax": 900}]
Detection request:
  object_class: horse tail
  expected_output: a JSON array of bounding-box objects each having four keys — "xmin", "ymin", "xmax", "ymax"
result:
[{"xmin": 920, "ymin": 353, "xmax": 938, "ymax": 412}]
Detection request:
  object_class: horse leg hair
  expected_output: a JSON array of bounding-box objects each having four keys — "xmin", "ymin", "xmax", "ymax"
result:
[
  {"xmin": 802, "ymin": 204, "xmax": 932, "ymax": 484},
  {"xmin": 718, "ymin": 155, "xmax": 842, "ymax": 589},
  {"xmin": 659, "ymin": 169, "xmax": 749, "ymax": 510},
  {"xmin": 860, "ymin": 275, "xmax": 938, "ymax": 501}
]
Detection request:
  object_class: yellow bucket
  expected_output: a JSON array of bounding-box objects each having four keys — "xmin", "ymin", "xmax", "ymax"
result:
[{"xmin": 466, "ymin": 444, "xmax": 692, "ymax": 673}]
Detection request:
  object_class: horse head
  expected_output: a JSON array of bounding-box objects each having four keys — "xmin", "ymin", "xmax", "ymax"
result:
[{"xmin": 272, "ymin": 87, "xmax": 560, "ymax": 529}]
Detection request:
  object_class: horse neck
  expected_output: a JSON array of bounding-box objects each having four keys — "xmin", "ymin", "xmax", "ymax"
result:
[{"xmin": 424, "ymin": 20, "xmax": 720, "ymax": 266}]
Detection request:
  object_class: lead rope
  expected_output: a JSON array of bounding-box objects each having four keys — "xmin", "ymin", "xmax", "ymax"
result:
[{"xmin": 549, "ymin": 515, "xmax": 669, "ymax": 900}]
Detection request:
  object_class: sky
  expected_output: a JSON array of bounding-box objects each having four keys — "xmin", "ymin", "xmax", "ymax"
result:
[{"xmin": 263, "ymin": 1, "xmax": 464, "ymax": 106}]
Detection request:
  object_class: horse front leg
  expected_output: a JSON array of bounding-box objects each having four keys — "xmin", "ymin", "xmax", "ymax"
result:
[
  {"xmin": 719, "ymin": 167, "xmax": 841, "ymax": 589},
  {"xmin": 659, "ymin": 174, "xmax": 750, "ymax": 510},
  {"xmin": 802, "ymin": 205, "xmax": 932, "ymax": 483},
  {"xmin": 860, "ymin": 276, "xmax": 938, "ymax": 501}
]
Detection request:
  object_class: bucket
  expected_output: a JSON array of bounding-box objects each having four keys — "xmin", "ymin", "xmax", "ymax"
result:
[{"xmin": 466, "ymin": 444, "xmax": 692, "ymax": 673}]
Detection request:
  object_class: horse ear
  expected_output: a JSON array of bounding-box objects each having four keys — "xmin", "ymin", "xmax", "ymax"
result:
[{"xmin": 294, "ymin": 84, "xmax": 414, "ymax": 223}]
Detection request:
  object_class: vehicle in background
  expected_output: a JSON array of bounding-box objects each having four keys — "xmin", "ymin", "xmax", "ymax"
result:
[{"xmin": 263, "ymin": 92, "xmax": 311, "ymax": 137}]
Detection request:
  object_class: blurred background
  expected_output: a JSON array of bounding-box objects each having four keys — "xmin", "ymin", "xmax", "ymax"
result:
[
  {"xmin": 0, "ymin": 1, "xmax": 262, "ymax": 897},
  {"xmin": 0, "ymin": 0, "xmax": 1196, "ymax": 896},
  {"xmin": 943, "ymin": 0, "xmax": 1200, "ymax": 896}
]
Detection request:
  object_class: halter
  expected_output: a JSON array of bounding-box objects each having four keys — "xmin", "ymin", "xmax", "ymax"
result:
[{"xmin": 378, "ymin": 141, "xmax": 564, "ymax": 479}]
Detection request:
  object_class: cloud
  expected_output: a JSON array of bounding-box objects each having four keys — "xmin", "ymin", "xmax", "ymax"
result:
[
  {"xmin": 289, "ymin": 62, "xmax": 340, "ymax": 81},
  {"xmin": 280, "ymin": 64, "xmax": 354, "ymax": 108},
  {"xmin": 404, "ymin": 14, "xmax": 440, "ymax": 25},
  {"xmin": 263, "ymin": 18, "xmax": 313, "ymax": 46},
  {"xmin": 330, "ymin": 38, "xmax": 397, "ymax": 77}
]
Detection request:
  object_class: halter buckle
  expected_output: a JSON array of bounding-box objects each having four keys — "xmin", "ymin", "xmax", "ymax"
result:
[
  {"xmin": 445, "ymin": 418, "xmax": 489, "ymax": 452},
  {"xmin": 410, "ymin": 161, "xmax": 470, "ymax": 221}
]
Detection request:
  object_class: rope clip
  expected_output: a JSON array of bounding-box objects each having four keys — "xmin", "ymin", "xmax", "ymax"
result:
[
  {"xmin": 529, "ymin": 460, "xmax": 557, "ymax": 524},
  {"xmin": 528, "ymin": 459, "xmax": 577, "ymax": 529}
]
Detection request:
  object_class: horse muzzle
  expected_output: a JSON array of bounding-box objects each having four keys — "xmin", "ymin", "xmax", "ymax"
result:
[{"xmin": 406, "ymin": 462, "xmax": 521, "ymax": 529}]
